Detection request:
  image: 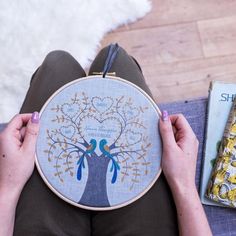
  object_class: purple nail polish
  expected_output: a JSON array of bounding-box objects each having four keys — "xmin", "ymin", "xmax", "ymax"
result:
[
  {"xmin": 31, "ymin": 112, "xmax": 39, "ymax": 124},
  {"xmin": 162, "ymin": 110, "xmax": 169, "ymax": 121}
]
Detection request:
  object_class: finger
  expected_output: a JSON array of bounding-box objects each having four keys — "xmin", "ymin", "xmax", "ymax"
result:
[
  {"xmin": 20, "ymin": 127, "xmax": 26, "ymax": 142},
  {"xmin": 169, "ymin": 114, "xmax": 195, "ymax": 138},
  {"xmin": 7, "ymin": 113, "xmax": 32, "ymax": 131},
  {"xmin": 159, "ymin": 110, "xmax": 177, "ymax": 149},
  {"xmin": 21, "ymin": 112, "xmax": 40, "ymax": 154},
  {"xmin": 172, "ymin": 126, "xmax": 177, "ymax": 135}
]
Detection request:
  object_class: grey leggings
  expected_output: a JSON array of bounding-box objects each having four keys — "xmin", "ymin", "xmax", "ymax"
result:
[{"xmin": 14, "ymin": 45, "xmax": 178, "ymax": 236}]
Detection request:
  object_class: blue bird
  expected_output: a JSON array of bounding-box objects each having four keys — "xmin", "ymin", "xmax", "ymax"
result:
[
  {"xmin": 77, "ymin": 139, "xmax": 97, "ymax": 181},
  {"xmin": 99, "ymin": 139, "xmax": 120, "ymax": 184}
]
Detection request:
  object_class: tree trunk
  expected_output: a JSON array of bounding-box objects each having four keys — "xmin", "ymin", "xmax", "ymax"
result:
[{"xmin": 78, "ymin": 153, "xmax": 111, "ymax": 207}]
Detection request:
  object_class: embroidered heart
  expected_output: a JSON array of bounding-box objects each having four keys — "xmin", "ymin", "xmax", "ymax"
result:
[
  {"xmin": 60, "ymin": 125, "xmax": 76, "ymax": 139},
  {"xmin": 122, "ymin": 104, "xmax": 139, "ymax": 121},
  {"xmin": 92, "ymin": 97, "xmax": 113, "ymax": 114},
  {"xmin": 61, "ymin": 103, "xmax": 80, "ymax": 119},
  {"xmin": 78, "ymin": 115, "xmax": 122, "ymax": 154},
  {"xmin": 125, "ymin": 130, "xmax": 142, "ymax": 146}
]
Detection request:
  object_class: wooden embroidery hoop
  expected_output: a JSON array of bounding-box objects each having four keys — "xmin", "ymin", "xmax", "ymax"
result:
[{"xmin": 35, "ymin": 75, "xmax": 162, "ymax": 211}]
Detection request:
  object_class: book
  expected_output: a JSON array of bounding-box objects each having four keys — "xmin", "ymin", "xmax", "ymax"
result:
[
  {"xmin": 200, "ymin": 81, "xmax": 236, "ymax": 206},
  {"xmin": 206, "ymin": 98, "xmax": 236, "ymax": 207}
]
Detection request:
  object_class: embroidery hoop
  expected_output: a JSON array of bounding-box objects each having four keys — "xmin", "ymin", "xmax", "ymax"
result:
[{"xmin": 35, "ymin": 75, "xmax": 162, "ymax": 211}]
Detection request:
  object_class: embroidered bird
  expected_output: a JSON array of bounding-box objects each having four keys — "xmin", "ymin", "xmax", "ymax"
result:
[
  {"xmin": 99, "ymin": 139, "xmax": 120, "ymax": 183},
  {"xmin": 77, "ymin": 139, "xmax": 97, "ymax": 181}
]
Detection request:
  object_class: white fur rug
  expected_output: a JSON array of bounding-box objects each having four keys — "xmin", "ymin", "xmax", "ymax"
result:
[{"xmin": 0, "ymin": 0, "xmax": 151, "ymax": 122}]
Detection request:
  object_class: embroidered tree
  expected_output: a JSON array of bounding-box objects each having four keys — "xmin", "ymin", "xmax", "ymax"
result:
[{"xmin": 44, "ymin": 92, "xmax": 152, "ymax": 206}]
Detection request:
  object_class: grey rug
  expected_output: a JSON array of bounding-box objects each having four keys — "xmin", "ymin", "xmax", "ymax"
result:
[
  {"xmin": 1, "ymin": 98, "xmax": 235, "ymax": 235},
  {"xmin": 160, "ymin": 98, "xmax": 236, "ymax": 236}
]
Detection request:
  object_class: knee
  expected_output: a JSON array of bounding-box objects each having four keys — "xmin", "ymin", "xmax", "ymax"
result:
[
  {"xmin": 91, "ymin": 43, "xmax": 127, "ymax": 66},
  {"xmin": 100, "ymin": 43, "xmax": 127, "ymax": 55},
  {"xmin": 43, "ymin": 50, "xmax": 73, "ymax": 66}
]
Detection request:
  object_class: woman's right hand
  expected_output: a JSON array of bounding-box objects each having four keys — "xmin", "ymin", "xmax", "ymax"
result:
[
  {"xmin": 159, "ymin": 111, "xmax": 199, "ymax": 194},
  {"xmin": 0, "ymin": 113, "xmax": 40, "ymax": 197},
  {"xmin": 0, "ymin": 112, "xmax": 40, "ymax": 236}
]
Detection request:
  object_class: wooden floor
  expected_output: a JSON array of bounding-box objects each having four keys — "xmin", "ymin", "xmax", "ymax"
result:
[{"xmin": 100, "ymin": 0, "xmax": 236, "ymax": 104}]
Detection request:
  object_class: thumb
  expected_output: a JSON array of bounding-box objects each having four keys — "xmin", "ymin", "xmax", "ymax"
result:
[
  {"xmin": 22, "ymin": 112, "xmax": 40, "ymax": 154},
  {"xmin": 159, "ymin": 110, "xmax": 176, "ymax": 150}
]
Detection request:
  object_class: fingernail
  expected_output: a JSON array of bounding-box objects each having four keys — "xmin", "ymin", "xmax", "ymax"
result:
[
  {"xmin": 31, "ymin": 112, "xmax": 39, "ymax": 124},
  {"xmin": 162, "ymin": 110, "xmax": 169, "ymax": 121}
]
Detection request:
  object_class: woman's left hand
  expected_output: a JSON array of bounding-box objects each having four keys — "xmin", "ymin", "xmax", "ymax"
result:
[{"xmin": 0, "ymin": 113, "xmax": 40, "ymax": 197}]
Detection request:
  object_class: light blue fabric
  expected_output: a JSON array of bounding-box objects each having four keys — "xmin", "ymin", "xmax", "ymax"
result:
[
  {"xmin": 0, "ymin": 124, "xmax": 6, "ymax": 132},
  {"xmin": 36, "ymin": 77, "xmax": 162, "ymax": 208}
]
